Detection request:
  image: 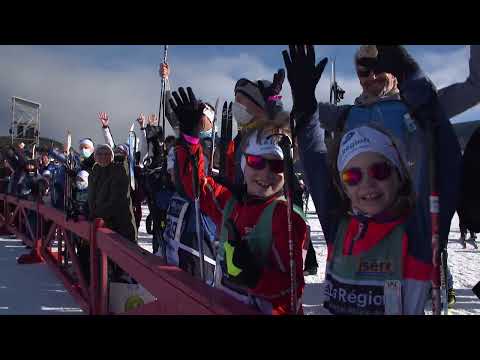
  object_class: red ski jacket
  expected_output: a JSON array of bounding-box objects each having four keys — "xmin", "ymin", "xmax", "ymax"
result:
[
  {"xmin": 175, "ymin": 141, "xmax": 306, "ymax": 315},
  {"xmin": 224, "ymin": 139, "xmax": 236, "ymax": 185}
]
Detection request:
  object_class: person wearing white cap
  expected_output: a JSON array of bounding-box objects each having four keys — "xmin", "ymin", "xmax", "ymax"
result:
[
  {"xmin": 235, "ymin": 72, "xmax": 320, "ymax": 276},
  {"xmin": 70, "ymin": 169, "xmax": 91, "ymax": 280},
  {"xmin": 169, "ymin": 86, "xmax": 307, "ymax": 315},
  {"xmin": 323, "ymin": 124, "xmax": 430, "ymax": 315},
  {"xmin": 283, "ymin": 45, "xmax": 465, "ymax": 311}
]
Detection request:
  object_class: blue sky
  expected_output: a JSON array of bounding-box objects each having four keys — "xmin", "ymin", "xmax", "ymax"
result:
[{"xmin": 0, "ymin": 45, "xmax": 477, "ymax": 146}]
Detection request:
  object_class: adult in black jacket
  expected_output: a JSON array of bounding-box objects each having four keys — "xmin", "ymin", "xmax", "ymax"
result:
[
  {"xmin": 458, "ymin": 125, "xmax": 480, "ymax": 235},
  {"xmin": 88, "ymin": 144, "xmax": 137, "ymax": 244}
]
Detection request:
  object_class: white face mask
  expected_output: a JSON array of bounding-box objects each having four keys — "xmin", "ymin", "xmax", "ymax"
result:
[
  {"xmin": 76, "ymin": 181, "xmax": 88, "ymax": 191},
  {"xmin": 232, "ymin": 102, "xmax": 255, "ymax": 126}
]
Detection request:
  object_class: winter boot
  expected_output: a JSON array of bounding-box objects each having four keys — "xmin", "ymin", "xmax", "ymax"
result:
[
  {"xmin": 146, "ymin": 214, "xmax": 153, "ymax": 235},
  {"xmin": 467, "ymin": 234, "xmax": 478, "ymax": 249},
  {"xmin": 448, "ymin": 288, "xmax": 456, "ymax": 308}
]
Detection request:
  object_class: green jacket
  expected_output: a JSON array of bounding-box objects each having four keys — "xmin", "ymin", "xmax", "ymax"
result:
[{"xmin": 88, "ymin": 159, "xmax": 137, "ymax": 243}]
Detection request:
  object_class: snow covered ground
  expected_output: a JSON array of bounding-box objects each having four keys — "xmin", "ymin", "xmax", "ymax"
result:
[
  {"xmin": 0, "ymin": 236, "xmax": 83, "ymax": 315},
  {"xmin": 137, "ymin": 201, "xmax": 480, "ymax": 315},
  {"xmin": 2, "ymin": 199, "xmax": 478, "ymax": 315},
  {"xmin": 301, "ymin": 201, "xmax": 480, "ymax": 315}
]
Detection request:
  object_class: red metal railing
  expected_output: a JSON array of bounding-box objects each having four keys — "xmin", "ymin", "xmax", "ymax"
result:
[{"xmin": 0, "ymin": 194, "xmax": 258, "ymax": 315}]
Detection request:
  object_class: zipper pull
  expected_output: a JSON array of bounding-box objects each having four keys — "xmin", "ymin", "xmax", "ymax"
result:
[{"xmin": 348, "ymin": 221, "xmax": 367, "ymax": 255}]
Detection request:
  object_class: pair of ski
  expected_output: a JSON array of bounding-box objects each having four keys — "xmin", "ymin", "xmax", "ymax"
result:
[
  {"xmin": 213, "ymin": 101, "xmax": 232, "ymax": 177},
  {"xmin": 64, "ymin": 131, "xmax": 77, "ymax": 222},
  {"xmin": 193, "ymin": 100, "xmax": 232, "ymax": 283},
  {"xmin": 127, "ymin": 126, "xmax": 137, "ymax": 192}
]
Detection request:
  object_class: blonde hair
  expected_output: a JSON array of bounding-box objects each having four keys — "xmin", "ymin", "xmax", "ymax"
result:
[
  {"xmin": 239, "ymin": 114, "xmax": 292, "ymax": 152},
  {"xmin": 355, "ymin": 45, "xmax": 378, "ymax": 61}
]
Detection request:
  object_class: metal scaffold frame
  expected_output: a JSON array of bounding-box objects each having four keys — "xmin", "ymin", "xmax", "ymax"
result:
[{"xmin": 10, "ymin": 96, "xmax": 41, "ymax": 148}]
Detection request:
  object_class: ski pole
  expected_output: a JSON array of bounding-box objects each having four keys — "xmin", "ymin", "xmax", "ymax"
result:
[
  {"xmin": 191, "ymin": 153, "xmax": 206, "ymax": 282},
  {"xmin": 219, "ymin": 102, "xmax": 229, "ymax": 178},
  {"xmin": 328, "ymin": 58, "xmax": 345, "ymax": 142},
  {"xmin": 158, "ymin": 45, "xmax": 169, "ymax": 143},
  {"xmin": 278, "ymin": 129, "xmax": 298, "ymax": 314},
  {"xmin": 209, "ymin": 98, "xmax": 221, "ymax": 175},
  {"xmin": 64, "ymin": 131, "xmax": 71, "ymax": 217},
  {"xmin": 424, "ymin": 105, "xmax": 446, "ymax": 315}
]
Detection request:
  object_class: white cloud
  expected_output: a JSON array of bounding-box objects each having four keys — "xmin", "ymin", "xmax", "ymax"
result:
[
  {"xmin": 418, "ymin": 46, "xmax": 469, "ymax": 89},
  {"xmin": 1, "ymin": 45, "xmax": 478, "ymax": 152},
  {"xmin": 0, "ymin": 46, "xmax": 284, "ymax": 147},
  {"xmin": 414, "ymin": 46, "xmax": 480, "ymax": 122}
]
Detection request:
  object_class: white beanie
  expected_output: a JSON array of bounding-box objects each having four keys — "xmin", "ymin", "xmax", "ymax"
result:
[
  {"xmin": 337, "ymin": 126, "xmax": 404, "ymax": 177},
  {"xmin": 79, "ymin": 138, "xmax": 94, "ymax": 149},
  {"xmin": 240, "ymin": 130, "xmax": 284, "ymax": 173},
  {"xmin": 42, "ymin": 170, "xmax": 52, "ymax": 178},
  {"xmin": 77, "ymin": 170, "xmax": 89, "ymax": 183},
  {"xmin": 203, "ymin": 104, "xmax": 215, "ymax": 123}
]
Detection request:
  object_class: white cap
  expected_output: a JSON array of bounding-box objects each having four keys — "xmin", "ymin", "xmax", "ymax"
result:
[
  {"xmin": 203, "ymin": 104, "xmax": 215, "ymax": 123},
  {"xmin": 337, "ymin": 126, "xmax": 404, "ymax": 177},
  {"xmin": 240, "ymin": 130, "xmax": 284, "ymax": 173},
  {"xmin": 77, "ymin": 170, "xmax": 89, "ymax": 182},
  {"xmin": 79, "ymin": 138, "xmax": 94, "ymax": 149},
  {"xmin": 42, "ymin": 170, "xmax": 52, "ymax": 177}
]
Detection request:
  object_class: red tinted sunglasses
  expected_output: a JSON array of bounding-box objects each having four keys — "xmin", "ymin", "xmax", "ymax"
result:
[
  {"xmin": 245, "ymin": 154, "xmax": 284, "ymax": 174},
  {"xmin": 341, "ymin": 162, "xmax": 393, "ymax": 187}
]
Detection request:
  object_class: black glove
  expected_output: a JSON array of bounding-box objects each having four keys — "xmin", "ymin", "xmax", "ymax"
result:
[
  {"xmin": 145, "ymin": 214, "xmax": 153, "ymax": 235},
  {"xmin": 257, "ymin": 69, "xmax": 286, "ymax": 119},
  {"xmin": 282, "ymin": 45, "xmax": 328, "ymax": 120},
  {"xmin": 145, "ymin": 124, "xmax": 164, "ymax": 143},
  {"xmin": 224, "ymin": 220, "xmax": 262, "ymax": 289},
  {"xmin": 169, "ymin": 87, "xmax": 204, "ymax": 137},
  {"xmin": 65, "ymin": 167, "xmax": 77, "ymax": 178},
  {"xmin": 257, "ymin": 69, "xmax": 285, "ymax": 99},
  {"xmin": 375, "ymin": 46, "xmax": 421, "ymax": 84}
]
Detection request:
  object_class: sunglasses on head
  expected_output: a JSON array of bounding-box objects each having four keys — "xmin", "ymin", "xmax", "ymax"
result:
[
  {"xmin": 341, "ymin": 161, "xmax": 393, "ymax": 187},
  {"xmin": 245, "ymin": 154, "xmax": 284, "ymax": 174},
  {"xmin": 356, "ymin": 56, "xmax": 385, "ymax": 78},
  {"xmin": 234, "ymin": 78, "xmax": 262, "ymax": 95},
  {"xmin": 357, "ymin": 68, "xmax": 375, "ymax": 78}
]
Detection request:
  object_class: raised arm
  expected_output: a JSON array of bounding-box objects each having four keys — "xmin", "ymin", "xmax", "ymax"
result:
[
  {"xmin": 175, "ymin": 140, "xmax": 230, "ymax": 225},
  {"xmin": 169, "ymin": 86, "xmax": 232, "ymax": 225},
  {"xmin": 98, "ymin": 112, "xmax": 115, "ymax": 148},
  {"xmin": 282, "ymin": 45, "xmax": 339, "ymax": 244},
  {"xmin": 136, "ymin": 113, "xmax": 149, "ymax": 161},
  {"xmin": 438, "ymin": 45, "xmax": 480, "ymax": 119}
]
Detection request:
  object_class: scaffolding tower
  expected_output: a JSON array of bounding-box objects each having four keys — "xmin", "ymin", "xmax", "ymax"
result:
[{"xmin": 10, "ymin": 96, "xmax": 41, "ymax": 148}]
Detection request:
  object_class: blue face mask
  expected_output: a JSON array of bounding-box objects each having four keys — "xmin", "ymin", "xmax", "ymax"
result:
[
  {"xmin": 199, "ymin": 130, "xmax": 213, "ymax": 139},
  {"xmin": 80, "ymin": 148, "xmax": 93, "ymax": 159}
]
